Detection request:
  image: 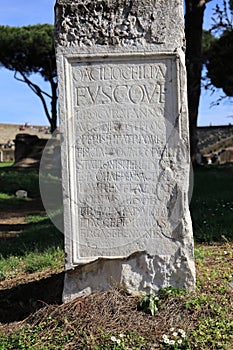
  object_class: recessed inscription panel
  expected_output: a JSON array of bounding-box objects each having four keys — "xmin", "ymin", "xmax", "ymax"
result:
[{"xmin": 68, "ymin": 57, "xmax": 184, "ymax": 261}]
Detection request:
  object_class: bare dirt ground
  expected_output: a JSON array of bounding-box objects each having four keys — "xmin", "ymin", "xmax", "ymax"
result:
[{"xmin": 0, "ymin": 198, "xmax": 45, "ymax": 237}]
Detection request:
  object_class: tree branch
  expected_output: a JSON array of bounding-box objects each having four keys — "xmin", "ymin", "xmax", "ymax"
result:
[
  {"xmin": 14, "ymin": 70, "xmax": 52, "ymax": 123},
  {"xmin": 14, "ymin": 71, "xmax": 52, "ymax": 99}
]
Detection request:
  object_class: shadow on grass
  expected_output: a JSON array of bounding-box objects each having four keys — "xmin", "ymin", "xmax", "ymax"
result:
[
  {"xmin": 0, "ymin": 168, "xmax": 40, "ymax": 198},
  {"xmin": 0, "ymin": 272, "xmax": 64, "ymax": 323},
  {"xmin": 0, "ymin": 223, "xmax": 33, "ymax": 235},
  {"xmin": 0, "ymin": 218, "xmax": 64, "ymax": 259},
  {"xmin": 0, "ymin": 197, "xmax": 45, "ymax": 212},
  {"xmin": 190, "ymin": 164, "xmax": 233, "ymax": 242}
]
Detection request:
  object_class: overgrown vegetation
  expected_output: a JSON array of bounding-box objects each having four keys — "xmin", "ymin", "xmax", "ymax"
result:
[
  {"xmin": 0, "ymin": 165, "xmax": 232, "ymax": 348},
  {"xmin": 0, "ymin": 243, "xmax": 233, "ymax": 349}
]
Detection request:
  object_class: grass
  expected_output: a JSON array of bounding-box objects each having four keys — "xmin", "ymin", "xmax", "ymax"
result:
[
  {"xmin": 190, "ymin": 164, "xmax": 233, "ymax": 242},
  {"xmin": 0, "ymin": 162, "xmax": 14, "ymax": 168},
  {"xmin": 0, "ymin": 164, "xmax": 233, "ymax": 349},
  {"xmin": 0, "ymin": 243, "xmax": 233, "ymax": 349},
  {"xmin": 0, "ymin": 166, "xmax": 64, "ymax": 282},
  {"xmin": 0, "ymin": 192, "xmax": 32, "ymax": 211},
  {"xmin": 0, "ymin": 214, "xmax": 64, "ymax": 281},
  {"xmin": 0, "ymin": 168, "xmax": 40, "ymax": 198}
]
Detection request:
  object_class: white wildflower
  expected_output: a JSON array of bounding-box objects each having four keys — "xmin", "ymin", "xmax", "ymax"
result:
[
  {"xmin": 119, "ymin": 333, "xmax": 124, "ymax": 338},
  {"xmin": 116, "ymin": 339, "xmax": 121, "ymax": 344},
  {"xmin": 178, "ymin": 339, "xmax": 182, "ymax": 344},
  {"xmin": 169, "ymin": 340, "xmax": 175, "ymax": 345},
  {"xmin": 170, "ymin": 327, "xmax": 175, "ymax": 332},
  {"xmin": 178, "ymin": 329, "xmax": 186, "ymax": 338},
  {"xmin": 172, "ymin": 332, "xmax": 178, "ymax": 337},
  {"xmin": 162, "ymin": 334, "xmax": 168, "ymax": 340},
  {"xmin": 164, "ymin": 338, "xmax": 170, "ymax": 344},
  {"xmin": 111, "ymin": 336, "xmax": 117, "ymax": 342}
]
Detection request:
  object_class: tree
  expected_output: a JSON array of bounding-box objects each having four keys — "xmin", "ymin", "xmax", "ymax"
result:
[
  {"xmin": 211, "ymin": 0, "xmax": 233, "ymax": 33},
  {"xmin": 185, "ymin": 0, "xmax": 212, "ymax": 162},
  {"xmin": 206, "ymin": 30, "xmax": 233, "ymax": 97},
  {"xmin": 202, "ymin": 30, "xmax": 217, "ymax": 59},
  {"xmin": 0, "ymin": 24, "xmax": 57, "ymax": 133},
  {"xmin": 204, "ymin": 1, "xmax": 233, "ymax": 98}
]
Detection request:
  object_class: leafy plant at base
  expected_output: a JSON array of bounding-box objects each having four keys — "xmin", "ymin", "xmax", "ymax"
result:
[{"xmin": 138, "ymin": 293, "xmax": 159, "ymax": 316}]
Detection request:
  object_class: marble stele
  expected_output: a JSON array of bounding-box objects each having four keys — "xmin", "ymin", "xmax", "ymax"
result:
[{"xmin": 55, "ymin": 0, "xmax": 196, "ymax": 302}]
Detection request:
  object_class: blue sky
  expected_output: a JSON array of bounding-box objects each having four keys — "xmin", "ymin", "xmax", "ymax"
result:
[{"xmin": 0, "ymin": 0, "xmax": 232, "ymax": 127}]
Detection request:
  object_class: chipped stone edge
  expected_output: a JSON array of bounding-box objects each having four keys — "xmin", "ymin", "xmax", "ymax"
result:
[{"xmin": 62, "ymin": 249, "xmax": 196, "ymax": 303}]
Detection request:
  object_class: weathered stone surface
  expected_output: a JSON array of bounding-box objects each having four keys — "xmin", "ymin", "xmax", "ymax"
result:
[
  {"xmin": 55, "ymin": 0, "xmax": 196, "ymax": 301},
  {"xmin": 63, "ymin": 250, "xmax": 195, "ymax": 302},
  {"xmin": 55, "ymin": 0, "xmax": 184, "ymax": 48}
]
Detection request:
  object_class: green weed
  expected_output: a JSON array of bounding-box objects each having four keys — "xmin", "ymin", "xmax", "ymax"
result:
[
  {"xmin": 158, "ymin": 286, "xmax": 187, "ymax": 298},
  {"xmin": 190, "ymin": 314, "xmax": 233, "ymax": 349},
  {"xmin": 138, "ymin": 293, "xmax": 159, "ymax": 316}
]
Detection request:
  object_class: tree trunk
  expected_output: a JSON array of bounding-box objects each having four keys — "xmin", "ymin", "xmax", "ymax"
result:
[
  {"xmin": 50, "ymin": 81, "xmax": 58, "ymax": 134},
  {"xmin": 185, "ymin": 0, "xmax": 210, "ymax": 162}
]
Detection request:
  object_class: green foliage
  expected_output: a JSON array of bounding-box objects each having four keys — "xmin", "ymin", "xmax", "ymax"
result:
[
  {"xmin": 24, "ymin": 214, "xmax": 49, "ymax": 223},
  {"xmin": 190, "ymin": 314, "xmax": 233, "ymax": 348},
  {"xmin": 230, "ymin": 0, "xmax": 233, "ymax": 11},
  {"xmin": 0, "ymin": 328, "xmax": 145, "ymax": 350},
  {"xmin": 202, "ymin": 30, "xmax": 217, "ymax": 62},
  {"xmin": 206, "ymin": 29, "xmax": 233, "ymax": 96},
  {"xmin": 158, "ymin": 286, "xmax": 187, "ymax": 299},
  {"xmin": 0, "ymin": 24, "xmax": 57, "ymax": 131},
  {"xmin": 138, "ymin": 293, "xmax": 159, "ymax": 316},
  {"xmin": 0, "ymin": 24, "xmax": 56, "ymax": 80},
  {"xmin": 0, "ymin": 322, "xmax": 75, "ymax": 350},
  {"xmin": 185, "ymin": 295, "xmax": 211, "ymax": 310}
]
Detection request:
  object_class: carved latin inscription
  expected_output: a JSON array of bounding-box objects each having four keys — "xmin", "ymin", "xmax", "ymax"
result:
[
  {"xmin": 56, "ymin": 0, "xmax": 196, "ymax": 296},
  {"xmin": 67, "ymin": 56, "xmax": 181, "ymax": 260}
]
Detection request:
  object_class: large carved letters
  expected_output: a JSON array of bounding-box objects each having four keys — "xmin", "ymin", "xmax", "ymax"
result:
[{"xmin": 63, "ymin": 56, "xmax": 181, "ymax": 258}]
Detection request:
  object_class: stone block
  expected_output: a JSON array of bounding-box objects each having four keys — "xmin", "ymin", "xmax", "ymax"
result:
[{"xmin": 55, "ymin": 0, "xmax": 196, "ymax": 301}]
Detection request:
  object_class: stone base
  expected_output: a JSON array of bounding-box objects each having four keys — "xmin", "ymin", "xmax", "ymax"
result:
[{"xmin": 63, "ymin": 250, "xmax": 196, "ymax": 302}]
